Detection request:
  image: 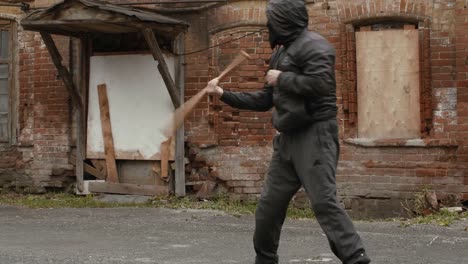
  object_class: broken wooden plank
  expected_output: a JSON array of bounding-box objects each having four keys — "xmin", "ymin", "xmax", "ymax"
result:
[
  {"xmin": 90, "ymin": 159, "xmax": 107, "ymax": 177},
  {"xmin": 69, "ymin": 156, "xmax": 105, "ymax": 180},
  {"xmin": 40, "ymin": 32, "xmax": 83, "ymax": 109},
  {"xmin": 142, "ymin": 28, "xmax": 181, "ymax": 107},
  {"xmin": 160, "ymin": 137, "xmax": 172, "ymax": 180},
  {"xmin": 97, "ymin": 84, "xmax": 119, "ymax": 183},
  {"xmin": 88, "ymin": 182, "xmax": 169, "ymax": 196},
  {"xmin": 85, "ymin": 163, "xmax": 105, "ymax": 180}
]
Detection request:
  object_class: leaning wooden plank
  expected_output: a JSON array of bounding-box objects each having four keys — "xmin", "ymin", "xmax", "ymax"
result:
[
  {"xmin": 160, "ymin": 137, "xmax": 172, "ymax": 180},
  {"xmin": 40, "ymin": 32, "xmax": 83, "ymax": 109},
  {"xmin": 88, "ymin": 182, "xmax": 169, "ymax": 197},
  {"xmin": 142, "ymin": 28, "xmax": 181, "ymax": 107},
  {"xmin": 97, "ymin": 84, "xmax": 119, "ymax": 183}
]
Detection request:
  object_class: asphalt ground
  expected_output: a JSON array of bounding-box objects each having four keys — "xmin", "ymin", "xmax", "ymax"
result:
[{"xmin": 0, "ymin": 206, "xmax": 467, "ymax": 264}]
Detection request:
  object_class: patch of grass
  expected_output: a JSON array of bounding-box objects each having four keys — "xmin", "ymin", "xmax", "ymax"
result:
[
  {"xmin": 150, "ymin": 196, "xmax": 315, "ymax": 219},
  {"xmin": 399, "ymin": 210, "xmax": 468, "ymax": 227},
  {"xmin": 0, "ymin": 193, "xmax": 315, "ymax": 219},
  {"xmin": 287, "ymin": 205, "xmax": 315, "ymax": 219},
  {"xmin": 150, "ymin": 196, "xmax": 258, "ymax": 217},
  {"xmin": 0, "ymin": 193, "xmax": 145, "ymax": 209}
]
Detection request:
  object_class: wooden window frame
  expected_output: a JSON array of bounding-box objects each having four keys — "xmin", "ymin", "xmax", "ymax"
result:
[
  {"xmin": 341, "ymin": 20, "xmax": 432, "ymax": 141},
  {"xmin": 0, "ymin": 20, "xmax": 16, "ymax": 144}
]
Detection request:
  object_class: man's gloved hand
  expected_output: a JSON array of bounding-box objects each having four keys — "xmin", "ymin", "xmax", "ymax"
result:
[{"xmin": 266, "ymin": 70, "xmax": 282, "ymax": 86}]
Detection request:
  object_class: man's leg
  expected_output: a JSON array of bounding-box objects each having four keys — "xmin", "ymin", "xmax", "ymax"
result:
[
  {"xmin": 254, "ymin": 136, "xmax": 301, "ymax": 264},
  {"xmin": 292, "ymin": 120, "xmax": 370, "ymax": 264}
]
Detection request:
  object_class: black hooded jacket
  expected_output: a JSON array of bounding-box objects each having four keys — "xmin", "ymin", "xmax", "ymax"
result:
[{"xmin": 220, "ymin": 0, "xmax": 337, "ymax": 133}]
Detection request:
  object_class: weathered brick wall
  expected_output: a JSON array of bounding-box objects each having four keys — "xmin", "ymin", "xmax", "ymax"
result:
[
  {"xmin": 183, "ymin": 0, "xmax": 467, "ymax": 217},
  {"xmin": 25, "ymin": 33, "xmax": 74, "ymax": 191},
  {"xmin": 1, "ymin": 0, "xmax": 466, "ymax": 217},
  {"xmin": 454, "ymin": 0, "xmax": 468, "ymax": 200},
  {"xmin": 328, "ymin": 0, "xmax": 466, "ymax": 217},
  {"xmin": 183, "ymin": 1, "xmax": 274, "ymax": 197},
  {"xmin": 0, "ymin": 2, "xmax": 74, "ymax": 193}
]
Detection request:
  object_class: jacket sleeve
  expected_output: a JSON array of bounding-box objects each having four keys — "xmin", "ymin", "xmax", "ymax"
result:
[
  {"xmin": 220, "ymin": 85, "xmax": 273, "ymax": 112},
  {"xmin": 277, "ymin": 43, "xmax": 335, "ymax": 97}
]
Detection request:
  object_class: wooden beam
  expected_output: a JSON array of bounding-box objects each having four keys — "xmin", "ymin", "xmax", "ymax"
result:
[
  {"xmin": 88, "ymin": 182, "xmax": 169, "ymax": 196},
  {"xmin": 75, "ymin": 111, "xmax": 85, "ymax": 191},
  {"xmin": 90, "ymin": 159, "xmax": 107, "ymax": 177},
  {"xmin": 97, "ymin": 84, "xmax": 119, "ymax": 183},
  {"xmin": 142, "ymin": 28, "xmax": 181, "ymax": 107},
  {"xmin": 174, "ymin": 33, "xmax": 186, "ymax": 197},
  {"xmin": 85, "ymin": 163, "xmax": 105, "ymax": 180},
  {"xmin": 71, "ymin": 37, "xmax": 85, "ymax": 192},
  {"xmin": 70, "ymin": 156, "xmax": 105, "ymax": 180},
  {"xmin": 40, "ymin": 32, "xmax": 83, "ymax": 109}
]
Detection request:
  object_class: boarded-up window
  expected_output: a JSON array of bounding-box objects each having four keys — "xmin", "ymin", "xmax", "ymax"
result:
[
  {"xmin": 356, "ymin": 29, "xmax": 420, "ymax": 139},
  {"xmin": 0, "ymin": 24, "xmax": 10, "ymax": 142}
]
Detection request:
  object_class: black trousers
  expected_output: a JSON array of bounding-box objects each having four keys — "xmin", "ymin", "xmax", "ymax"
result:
[{"xmin": 254, "ymin": 119, "xmax": 369, "ymax": 264}]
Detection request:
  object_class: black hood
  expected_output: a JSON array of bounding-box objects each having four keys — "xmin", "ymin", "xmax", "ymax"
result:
[{"xmin": 266, "ymin": 0, "xmax": 309, "ymax": 48}]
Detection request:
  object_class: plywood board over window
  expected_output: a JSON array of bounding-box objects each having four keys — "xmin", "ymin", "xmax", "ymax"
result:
[
  {"xmin": 86, "ymin": 54, "xmax": 175, "ymax": 160},
  {"xmin": 356, "ymin": 29, "xmax": 420, "ymax": 139}
]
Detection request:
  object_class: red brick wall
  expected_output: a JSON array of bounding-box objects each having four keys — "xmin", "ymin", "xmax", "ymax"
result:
[
  {"xmin": 330, "ymin": 0, "xmax": 465, "ymax": 217},
  {"xmin": 1, "ymin": 23, "xmax": 74, "ymax": 193},
  {"xmin": 210, "ymin": 28, "xmax": 273, "ymax": 147},
  {"xmin": 2, "ymin": 0, "xmax": 466, "ymax": 216},
  {"xmin": 183, "ymin": 0, "xmax": 467, "ymax": 217},
  {"xmin": 455, "ymin": 0, "xmax": 468, "ymax": 200}
]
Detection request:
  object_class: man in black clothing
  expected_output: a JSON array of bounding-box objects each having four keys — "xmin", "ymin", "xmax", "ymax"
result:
[{"xmin": 206, "ymin": 1, "xmax": 371, "ymax": 263}]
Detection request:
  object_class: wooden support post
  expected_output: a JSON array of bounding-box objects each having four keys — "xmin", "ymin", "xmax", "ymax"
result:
[
  {"xmin": 142, "ymin": 28, "xmax": 181, "ymax": 107},
  {"xmin": 40, "ymin": 32, "xmax": 83, "ymax": 109},
  {"xmin": 174, "ymin": 33, "xmax": 186, "ymax": 196},
  {"xmin": 71, "ymin": 37, "xmax": 85, "ymax": 192},
  {"xmin": 97, "ymin": 84, "xmax": 119, "ymax": 183},
  {"xmin": 76, "ymin": 111, "xmax": 84, "ymax": 191}
]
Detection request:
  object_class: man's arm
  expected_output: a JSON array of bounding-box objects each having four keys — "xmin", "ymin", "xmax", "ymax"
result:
[
  {"xmin": 206, "ymin": 79, "xmax": 273, "ymax": 112},
  {"xmin": 220, "ymin": 87, "xmax": 273, "ymax": 111},
  {"xmin": 275, "ymin": 42, "xmax": 335, "ymax": 97}
]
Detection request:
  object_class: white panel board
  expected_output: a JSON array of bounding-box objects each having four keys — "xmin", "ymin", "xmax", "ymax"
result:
[{"xmin": 87, "ymin": 54, "xmax": 175, "ymax": 160}]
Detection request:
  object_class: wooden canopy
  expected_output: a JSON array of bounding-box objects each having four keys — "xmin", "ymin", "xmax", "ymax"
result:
[
  {"xmin": 21, "ymin": 0, "xmax": 189, "ymax": 37},
  {"xmin": 20, "ymin": 0, "xmax": 188, "ymax": 196}
]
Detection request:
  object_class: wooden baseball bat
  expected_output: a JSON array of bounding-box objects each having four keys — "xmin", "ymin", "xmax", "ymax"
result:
[{"xmin": 163, "ymin": 50, "xmax": 251, "ymax": 138}]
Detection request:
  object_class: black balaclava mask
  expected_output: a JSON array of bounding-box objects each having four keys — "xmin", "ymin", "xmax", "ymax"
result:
[{"xmin": 266, "ymin": 0, "xmax": 309, "ymax": 48}]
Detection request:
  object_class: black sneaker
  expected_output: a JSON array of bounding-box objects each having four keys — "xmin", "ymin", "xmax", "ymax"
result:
[{"xmin": 347, "ymin": 251, "xmax": 371, "ymax": 264}]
